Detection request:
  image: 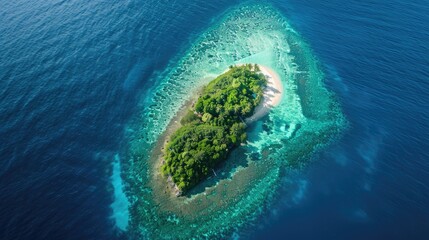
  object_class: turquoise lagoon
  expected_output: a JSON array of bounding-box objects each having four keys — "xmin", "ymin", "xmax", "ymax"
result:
[{"xmin": 122, "ymin": 3, "xmax": 346, "ymax": 239}]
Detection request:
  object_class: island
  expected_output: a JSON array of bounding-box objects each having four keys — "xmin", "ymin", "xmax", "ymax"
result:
[
  {"xmin": 125, "ymin": 5, "xmax": 346, "ymax": 238},
  {"xmin": 161, "ymin": 64, "xmax": 283, "ymax": 194}
]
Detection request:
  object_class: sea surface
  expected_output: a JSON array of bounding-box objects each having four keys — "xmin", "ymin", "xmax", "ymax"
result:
[{"xmin": 1, "ymin": 0, "xmax": 428, "ymax": 239}]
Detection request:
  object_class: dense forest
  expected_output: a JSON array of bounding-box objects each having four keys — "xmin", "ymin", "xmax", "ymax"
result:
[{"xmin": 162, "ymin": 64, "xmax": 267, "ymax": 193}]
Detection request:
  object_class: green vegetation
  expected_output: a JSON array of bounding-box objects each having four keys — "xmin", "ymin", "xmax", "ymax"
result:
[{"xmin": 162, "ymin": 64, "xmax": 267, "ymax": 192}]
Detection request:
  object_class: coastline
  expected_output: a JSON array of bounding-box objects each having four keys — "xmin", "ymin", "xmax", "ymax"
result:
[
  {"xmin": 154, "ymin": 64, "xmax": 283, "ymax": 197},
  {"xmin": 245, "ymin": 65, "xmax": 283, "ymax": 124},
  {"xmin": 150, "ymin": 87, "xmax": 204, "ymax": 198},
  {"xmin": 126, "ymin": 3, "xmax": 347, "ymax": 236}
]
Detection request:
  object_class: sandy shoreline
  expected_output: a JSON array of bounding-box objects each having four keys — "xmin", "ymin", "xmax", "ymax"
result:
[
  {"xmin": 155, "ymin": 64, "xmax": 283, "ymax": 197},
  {"xmin": 245, "ymin": 65, "xmax": 283, "ymax": 124}
]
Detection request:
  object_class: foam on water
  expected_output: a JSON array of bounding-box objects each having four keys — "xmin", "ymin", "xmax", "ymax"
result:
[{"xmin": 123, "ymin": 3, "xmax": 346, "ymax": 239}]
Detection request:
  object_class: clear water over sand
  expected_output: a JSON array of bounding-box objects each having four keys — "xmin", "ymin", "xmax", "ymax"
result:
[{"xmin": 123, "ymin": 3, "xmax": 346, "ymax": 238}]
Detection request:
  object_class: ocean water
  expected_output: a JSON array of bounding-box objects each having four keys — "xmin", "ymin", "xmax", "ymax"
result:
[
  {"xmin": 0, "ymin": 0, "xmax": 428, "ymax": 240},
  {"xmin": 122, "ymin": 4, "xmax": 345, "ymax": 238}
]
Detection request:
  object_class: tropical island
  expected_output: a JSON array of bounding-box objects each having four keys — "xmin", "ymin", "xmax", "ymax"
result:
[
  {"xmin": 161, "ymin": 64, "xmax": 283, "ymax": 194},
  {"xmin": 125, "ymin": 5, "xmax": 346, "ymax": 238}
]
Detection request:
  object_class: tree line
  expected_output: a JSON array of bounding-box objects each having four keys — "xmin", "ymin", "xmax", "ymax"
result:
[{"xmin": 162, "ymin": 64, "xmax": 267, "ymax": 192}]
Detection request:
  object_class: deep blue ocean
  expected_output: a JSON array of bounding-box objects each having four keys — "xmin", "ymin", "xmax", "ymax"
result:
[{"xmin": 1, "ymin": 0, "xmax": 428, "ymax": 239}]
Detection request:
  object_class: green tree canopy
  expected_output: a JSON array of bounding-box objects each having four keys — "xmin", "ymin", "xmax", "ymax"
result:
[{"xmin": 162, "ymin": 64, "xmax": 267, "ymax": 193}]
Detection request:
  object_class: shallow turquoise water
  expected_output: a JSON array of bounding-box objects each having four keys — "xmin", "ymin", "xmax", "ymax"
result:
[
  {"xmin": 1, "ymin": 0, "xmax": 428, "ymax": 239},
  {"xmin": 123, "ymin": 3, "xmax": 345, "ymax": 239}
]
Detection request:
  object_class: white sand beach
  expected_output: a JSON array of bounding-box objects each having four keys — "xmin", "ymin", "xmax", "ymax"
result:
[{"xmin": 245, "ymin": 65, "xmax": 283, "ymax": 124}]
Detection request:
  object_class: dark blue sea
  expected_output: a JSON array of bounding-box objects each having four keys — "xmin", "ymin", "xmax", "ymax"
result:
[{"xmin": 1, "ymin": 0, "xmax": 428, "ymax": 239}]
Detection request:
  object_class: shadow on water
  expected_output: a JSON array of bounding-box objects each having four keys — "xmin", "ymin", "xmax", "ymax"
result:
[
  {"xmin": 184, "ymin": 146, "xmax": 250, "ymax": 197},
  {"xmin": 183, "ymin": 114, "xmax": 277, "ymax": 197},
  {"xmin": 122, "ymin": 58, "xmax": 154, "ymax": 92}
]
